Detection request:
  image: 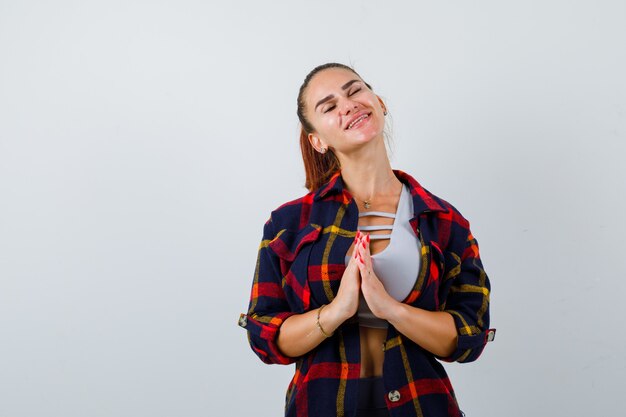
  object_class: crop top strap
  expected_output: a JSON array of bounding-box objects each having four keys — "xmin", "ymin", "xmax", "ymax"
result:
[
  {"xmin": 358, "ymin": 224, "xmax": 392, "ymax": 239},
  {"xmin": 358, "ymin": 225, "xmax": 392, "ymax": 231},
  {"xmin": 359, "ymin": 211, "xmax": 396, "ymax": 219},
  {"xmin": 364, "ymin": 233, "xmax": 392, "ymax": 240}
]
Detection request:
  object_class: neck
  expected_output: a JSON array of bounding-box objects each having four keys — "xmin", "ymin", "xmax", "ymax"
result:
[{"xmin": 337, "ymin": 138, "xmax": 400, "ymax": 200}]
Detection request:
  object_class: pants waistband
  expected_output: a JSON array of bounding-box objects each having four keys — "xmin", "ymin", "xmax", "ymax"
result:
[{"xmin": 357, "ymin": 376, "xmax": 388, "ymax": 410}]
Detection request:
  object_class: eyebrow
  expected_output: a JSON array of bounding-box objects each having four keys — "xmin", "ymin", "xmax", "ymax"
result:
[{"xmin": 314, "ymin": 79, "xmax": 361, "ymax": 111}]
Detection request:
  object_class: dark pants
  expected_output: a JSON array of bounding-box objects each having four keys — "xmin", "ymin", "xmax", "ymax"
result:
[{"xmin": 356, "ymin": 377, "xmax": 390, "ymax": 417}]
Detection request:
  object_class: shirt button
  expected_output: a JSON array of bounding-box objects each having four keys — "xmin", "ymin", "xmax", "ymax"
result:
[
  {"xmin": 238, "ymin": 313, "xmax": 248, "ymax": 328},
  {"xmin": 388, "ymin": 390, "xmax": 401, "ymax": 402}
]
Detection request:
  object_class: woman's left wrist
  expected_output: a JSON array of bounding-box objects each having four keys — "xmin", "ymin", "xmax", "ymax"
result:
[{"xmin": 385, "ymin": 300, "xmax": 407, "ymax": 324}]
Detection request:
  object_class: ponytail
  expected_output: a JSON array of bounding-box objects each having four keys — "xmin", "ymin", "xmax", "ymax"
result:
[{"xmin": 299, "ymin": 126, "xmax": 340, "ymax": 192}]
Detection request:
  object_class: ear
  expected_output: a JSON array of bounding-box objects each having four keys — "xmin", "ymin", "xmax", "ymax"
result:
[
  {"xmin": 376, "ymin": 95, "xmax": 387, "ymax": 114},
  {"xmin": 308, "ymin": 133, "xmax": 326, "ymax": 153}
]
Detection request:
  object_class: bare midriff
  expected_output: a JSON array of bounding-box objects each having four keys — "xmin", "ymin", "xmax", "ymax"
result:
[{"xmin": 358, "ymin": 326, "xmax": 387, "ymax": 377}]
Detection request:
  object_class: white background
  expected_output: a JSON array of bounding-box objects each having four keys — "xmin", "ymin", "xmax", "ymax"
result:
[{"xmin": 1, "ymin": 1, "xmax": 625, "ymax": 416}]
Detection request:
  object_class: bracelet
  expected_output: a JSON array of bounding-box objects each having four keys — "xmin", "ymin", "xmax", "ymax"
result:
[{"xmin": 316, "ymin": 304, "xmax": 334, "ymax": 338}]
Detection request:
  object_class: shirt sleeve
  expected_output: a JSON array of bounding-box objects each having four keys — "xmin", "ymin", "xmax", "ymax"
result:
[
  {"xmin": 238, "ymin": 217, "xmax": 298, "ymax": 365},
  {"xmin": 438, "ymin": 225, "xmax": 496, "ymax": 363}
]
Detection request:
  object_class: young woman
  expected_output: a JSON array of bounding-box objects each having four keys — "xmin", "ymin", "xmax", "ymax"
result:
[{"xmin": 239, "ymin": 63, "xmax": 495, "ymax": 417}]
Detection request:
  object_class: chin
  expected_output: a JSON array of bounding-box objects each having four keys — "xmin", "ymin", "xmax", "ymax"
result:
[{"xmin": 354, "ymin": 127, "xmax": 384, "ymax": 143}]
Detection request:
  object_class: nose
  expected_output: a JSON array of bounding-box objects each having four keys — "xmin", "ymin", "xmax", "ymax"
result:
[{"xmin": 339, "ymin": 99, "xmax": 359, "ymax": 116}]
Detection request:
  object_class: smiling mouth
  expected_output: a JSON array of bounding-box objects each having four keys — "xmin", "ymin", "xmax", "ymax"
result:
[{"xmin": 346, "ymin": 113, "xmax": 370, "ymax": 130}]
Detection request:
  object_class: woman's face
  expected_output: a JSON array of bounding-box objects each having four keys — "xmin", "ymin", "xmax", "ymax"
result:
[{"xmin": 304, "ymin": 67, "xmax": 386, "ymax": 155}]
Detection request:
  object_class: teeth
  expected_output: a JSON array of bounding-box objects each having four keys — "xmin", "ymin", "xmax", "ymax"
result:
[{"xmin": 348, "ymin": 114, "xmax": 368, "ymax": 129}]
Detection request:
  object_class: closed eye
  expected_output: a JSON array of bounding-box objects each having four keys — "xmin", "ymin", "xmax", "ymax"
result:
[
  {"xmin": 323, "ymin": 105, "xmax": 336, "ymax": 113},
  {"xmin": 349, "ymin": 88, "xmax": 362, "ymax": 96}
]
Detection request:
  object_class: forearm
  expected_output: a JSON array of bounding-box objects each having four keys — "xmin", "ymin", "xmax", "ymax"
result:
[
  {"xmin": 276, "ymin": 301, "xmax": 349, "ymax": 358},
  {"xmin": 386, "ymin": 302, "xmax": 457, "ymax": 358}
]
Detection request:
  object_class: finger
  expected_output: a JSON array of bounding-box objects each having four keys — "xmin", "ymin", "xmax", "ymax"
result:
[
  {"xmin": 356, "ymin": 245, "xmax": 377, "ymax": 285},
  {"xmin": 357, "ymin": 237, "xmax": 372, "ymax": 269},
  {"xmin": 350, "ymin": 232, "xmax": 361, "ymax": 263},
  {"xmin": 355, "ymin": 240, "xmax": 365, "ymax": 262},
  {"xmin": 355, "ymin": 249, "xmax": 364, "ymax": 268},
  {"xmin": 356, "ymin": 254, "xmax": 367, "ymax": 276},
  {"xmin": 358, "ymin": 233, "xmax": 369, "ymax": 253},
  {"xmin": 354, "ymin": 244, "xmax": 364, "ymax": 266},
  {"xmin": 355, "ymin": 248, "xmax": 369, "ymax": 277}
]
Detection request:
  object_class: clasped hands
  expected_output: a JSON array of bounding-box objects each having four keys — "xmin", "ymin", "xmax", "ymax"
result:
[
  {"xmin": 332, "ymin": 230, "xmax": 399, "ymax": 323},
  {"xmin": 278, "ymin": 231, "xmax": 456, "ymax": 358}
]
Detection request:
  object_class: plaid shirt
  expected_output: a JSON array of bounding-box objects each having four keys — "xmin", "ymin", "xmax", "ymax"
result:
[{"xmin": 239, "ymin": 169, "xmax": 495, "ymax": 417}]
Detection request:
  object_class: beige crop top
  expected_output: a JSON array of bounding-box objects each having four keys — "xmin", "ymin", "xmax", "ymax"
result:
[{"xmin": 344, "ymin": 183, "xmax": 422, "ymax": 329}]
